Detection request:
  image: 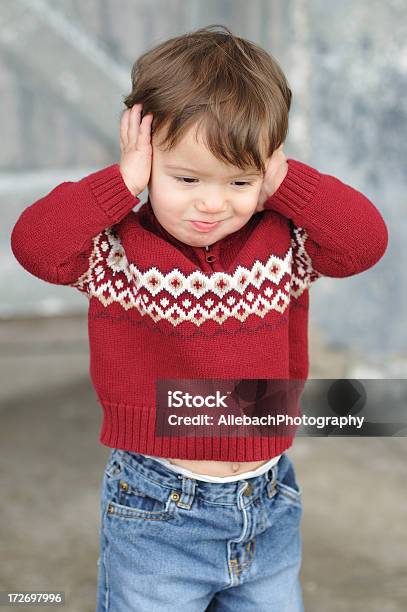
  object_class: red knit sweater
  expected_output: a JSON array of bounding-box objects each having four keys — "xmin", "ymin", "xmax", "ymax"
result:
[{"xmin": 10, "ymin": 159, "xmax": 388, "ymax": 460}]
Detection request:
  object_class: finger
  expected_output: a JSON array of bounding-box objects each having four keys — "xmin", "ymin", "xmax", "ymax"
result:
[
  {"xmin": 128, "ymin": 104, "xmax": 142, "ymax": 145},
  {"xmin": 120, "ymin": 109, "xmax": 129, "ymax": 148},
  {"xmin": 137, "ymin": 113, "xmax": 153, "ymax": 147}
]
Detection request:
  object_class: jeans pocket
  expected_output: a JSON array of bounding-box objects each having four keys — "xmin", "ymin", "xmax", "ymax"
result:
[
  {"xmin": 276, "ymin": 459, "xmax": 303, "ymax": 506},
  {"xmin": 277, "ymin": 480, "xmax": 302, "ymax": 504},
  {"xmin": 105, "ymin": 462, "xmax": 176, "ymax": 522}
]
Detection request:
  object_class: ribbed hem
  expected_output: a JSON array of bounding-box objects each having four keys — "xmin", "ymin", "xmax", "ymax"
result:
[
  {"xmin": 83, "ymin": 163, "xmax": 140, "ymax": 222},
  {"xmin": 264, "ymin": 158, "xmax": 321, "ymax": 213},
  {"xmin": 98, "ymin": 400, "xmax": 297, "ymax": 461}
]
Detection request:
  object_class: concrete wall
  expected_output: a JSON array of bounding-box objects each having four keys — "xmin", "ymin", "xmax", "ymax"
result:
[{"xmin": 1, "ymin": 0, "xmax": 404, "ymax": 365}]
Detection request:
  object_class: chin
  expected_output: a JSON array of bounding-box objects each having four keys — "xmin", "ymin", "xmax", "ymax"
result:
[{"xmin": 182, "ymin": 236, "xmax": 208, "ymax": 247}]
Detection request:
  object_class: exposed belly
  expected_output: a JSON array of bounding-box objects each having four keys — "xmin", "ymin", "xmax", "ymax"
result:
[{"xmin": 165, "ymin": 458, "xmax": 271, "ymax": 477}]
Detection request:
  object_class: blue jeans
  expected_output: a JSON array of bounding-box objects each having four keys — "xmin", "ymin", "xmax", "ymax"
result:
[{"xmin": 96, "ymin": 449, "xmax": 304, "ymax": 612}]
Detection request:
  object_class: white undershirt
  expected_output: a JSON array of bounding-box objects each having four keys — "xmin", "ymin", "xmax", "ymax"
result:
[{"xmin": 141, "ymin": 453, "xmax": 282, "ymax": 483}]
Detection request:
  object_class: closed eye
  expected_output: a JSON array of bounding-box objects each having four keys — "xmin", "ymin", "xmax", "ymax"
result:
[{"xmin": 174, "ymin": 177, "xmax": 253, "ymax": 186}]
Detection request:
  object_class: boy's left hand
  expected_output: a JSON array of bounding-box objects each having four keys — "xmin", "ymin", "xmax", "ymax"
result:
[{"xmin": 256, "ymin": 145, "xmax": 288, "ymax": 212}]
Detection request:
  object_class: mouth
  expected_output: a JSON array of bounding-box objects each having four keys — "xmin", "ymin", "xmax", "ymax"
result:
[{"xmin": 190, "ymin": 220, "xmax": 221, "ymax": 232}]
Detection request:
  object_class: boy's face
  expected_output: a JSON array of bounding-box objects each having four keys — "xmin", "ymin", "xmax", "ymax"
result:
[{"xmin": 148, "ymin": 122, "xmax": 265, "ymax": 247}]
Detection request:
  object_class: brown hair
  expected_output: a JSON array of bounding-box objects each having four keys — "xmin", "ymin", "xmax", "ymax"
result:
[{"xmin": 123, "ymin": 24, "xmax": 292, "ymax": 175}]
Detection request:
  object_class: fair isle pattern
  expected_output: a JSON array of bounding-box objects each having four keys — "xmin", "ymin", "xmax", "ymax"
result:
[
  {"xmin": 71, "ymin": 226, "xmax": 321, "ymax": 326},
  {"xmin": 291, "ymin": 226, "xmax": 322, "ymax": 294}
]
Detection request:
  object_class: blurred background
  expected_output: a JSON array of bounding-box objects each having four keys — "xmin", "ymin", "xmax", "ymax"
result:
[{"xmin": 1, "ymin": 1, "xmax": 406, "ymax": 611}]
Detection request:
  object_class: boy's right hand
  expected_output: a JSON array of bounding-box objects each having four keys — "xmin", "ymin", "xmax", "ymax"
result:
[{"xmin": 119, "ymin": 103, "xmax": 154, "ymax": 196}]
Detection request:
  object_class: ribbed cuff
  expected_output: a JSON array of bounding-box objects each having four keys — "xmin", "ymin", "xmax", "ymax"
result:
[
  {"xmin": 83, "ymin": 163, "xmax": 140, "ymax": 223},
  {"xmin": 264, "ymin": 158, "xmax": 321, "ymax": 214}
]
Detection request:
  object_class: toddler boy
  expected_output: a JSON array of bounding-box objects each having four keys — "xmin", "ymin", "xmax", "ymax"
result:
[{"xmin": 11, "ymin": 24, "xmax": 388, "ymax": 612}]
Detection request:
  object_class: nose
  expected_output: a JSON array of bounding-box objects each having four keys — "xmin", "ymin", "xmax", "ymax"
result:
[{"xmin": 195, "ymin": 191, "xmax": 228, "ymax": 214}]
